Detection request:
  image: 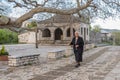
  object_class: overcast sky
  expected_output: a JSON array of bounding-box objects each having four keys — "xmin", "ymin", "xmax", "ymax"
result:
[{"xmin": 91, "ymin": 17, "xmax": 120, "ymax": 30}]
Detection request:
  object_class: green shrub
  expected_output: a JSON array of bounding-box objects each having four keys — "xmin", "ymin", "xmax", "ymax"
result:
[
  {"xmin": 112, "ymin": 32, "xmax": 120, "ymax": 45},
  {"xmin": 27, "ymin": 21, "xmax": 37, "ymax": 29},
  {"xmin": 0, "ymin": 29, "xmax": 18, "ymax": 44},
  {"xmin": 0, "ymin": 45, "xmax": 9, "ymax": 56}
]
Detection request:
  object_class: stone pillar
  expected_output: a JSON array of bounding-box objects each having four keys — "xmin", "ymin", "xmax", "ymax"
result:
[
  {"xmin": 63, "ymin": 28, "xmax": 67, "ymax": 40},
  {"xmin": 51, "ymin": 32, "xmax": 54, "ymax": 40},
  {"xmin": 39, "ymin": 30, "xmax": 42, "ymax": 40}
]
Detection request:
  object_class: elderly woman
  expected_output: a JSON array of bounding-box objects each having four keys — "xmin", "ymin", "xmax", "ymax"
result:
[{"xmin": 70, "ymin": 31, "xmax": 84, "ymax": 68}]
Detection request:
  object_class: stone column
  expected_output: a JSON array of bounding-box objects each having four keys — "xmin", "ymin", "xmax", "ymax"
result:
[
  {"xmin": 63, "ymin": 28, "xmax": 67, "ymax": 40},
  {"xmin": 38, "ymin": 30, "xmax": 42, "ymax": 40},
  {"xmin": 51, "ymin": 32, "xmax": 54, "ymax": 40}
]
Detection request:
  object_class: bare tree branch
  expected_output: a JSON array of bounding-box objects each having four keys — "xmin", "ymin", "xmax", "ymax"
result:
[
  {"xmin": 0, "ymin": 8, "xmax": 4, "ymax": 11},
  {"xmin": 102, "ymin": 0, "xmax": 120, "ymax": 6},
  {"xmin": 16, "ymin": 0, "xmax": 93, "ymax": 24},
  {"xmin": 8, "ymin": 0, "xmax": 30, "ymax": 9},
  {"xmin": 0, "ymin": 0, "xmax": 93, "ymax": 28},
  {"xmin": 8, "ymin": 0, "xmax": 49, "ymax": 8}
]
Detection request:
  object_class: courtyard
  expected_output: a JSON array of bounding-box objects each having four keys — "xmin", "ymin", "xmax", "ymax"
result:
[
  {"xmin": 0, "ymin": 44, "xmax": 120, "ymax": 80},
  {"xmin": 1, "ymin": 0, "xmax": 120, "ymax": 80}
]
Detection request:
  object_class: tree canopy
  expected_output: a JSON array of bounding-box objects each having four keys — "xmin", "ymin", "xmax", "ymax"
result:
[
  {"xmin": 92, "ymin": 25, "xmax": 101, "ymax": 33},
  {"xmin": 0, "ymin": 0, "xmax": 120, "ymax": 29},
  {"xmin": 27, "ymin": 21, "xmax": 37, "ymax": 29}
]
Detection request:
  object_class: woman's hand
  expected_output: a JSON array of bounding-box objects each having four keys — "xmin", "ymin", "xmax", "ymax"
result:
[
  {"xmin": 68, "ymin": 43, "xmax": 70, "ymax": 46},
  {"xmin": 75, "ymin": 45, "xmax": 79, "ymax": 48}
]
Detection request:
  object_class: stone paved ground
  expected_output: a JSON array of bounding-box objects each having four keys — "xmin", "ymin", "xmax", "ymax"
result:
[
  {"xmin": 0, "ymin": 44, "xmax": 68, "ymax": 57},
  {"xmin": 0, "ymin": 45, "xmax": 120, "ymax": 80}
]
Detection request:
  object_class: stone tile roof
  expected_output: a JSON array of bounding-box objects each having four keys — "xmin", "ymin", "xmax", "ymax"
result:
[{"xmin": 38, "ymin": 14, "xmax": 82, "ymax": 24}]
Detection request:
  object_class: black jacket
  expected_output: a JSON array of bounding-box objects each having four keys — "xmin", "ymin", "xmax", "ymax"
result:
[{"xmin": 70, "ymin": 36, "xmax": 84, "ymax": 50}]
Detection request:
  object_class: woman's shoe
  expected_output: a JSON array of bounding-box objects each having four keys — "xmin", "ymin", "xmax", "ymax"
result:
[{"xmin": 75, "ymin": 64, "xmax": 80, "ymax": 68}]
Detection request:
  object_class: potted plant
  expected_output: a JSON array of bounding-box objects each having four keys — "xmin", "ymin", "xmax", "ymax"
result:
[{"xmin": 0, "ymin": 45, "xmax": 9, "ymax": 61}]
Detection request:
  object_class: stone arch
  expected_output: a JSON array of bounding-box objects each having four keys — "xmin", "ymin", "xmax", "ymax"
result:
[
  {"xmin": 66, "ymin": 28, "xmax": 75, "ymax": 37},
  {"xmin": 42, "ymin": 28, "xmax": 51, "ymax": 37},
  {"xmin": 54, "ymin": 28, "xmax": 63, "ymax": 40}
]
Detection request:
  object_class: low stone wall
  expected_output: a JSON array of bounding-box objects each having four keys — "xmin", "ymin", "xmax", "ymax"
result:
[
  {"xmin": 64, "ymin": 47, "xmax": 74, "ymax": 57},
  {"xmin": 8, "ymin": 54, "xmax": 40, "ymax": 67},
  {"xmin": 47, "ymin": 50, "xmax": 65, "ymax": 59},
  {"xmin": 48, "ymin": 47, "xmax": 74, "ymax": 59},
  {"xmin": 84, "ymin": 44, "xmax": 95, "ymax": 50},
  {"xmin": 47, "ymin": 44, "xmax": 95, "ymax": 60}
]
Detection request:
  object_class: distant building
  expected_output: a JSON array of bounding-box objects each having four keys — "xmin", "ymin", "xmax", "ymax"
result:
[
  {"xmin": 101, "ymin": 30, "xmax": 112, "ymax": 42},
  {"xmin": 18, "ymin": 15, "xmax": 90, "ymax": 45},
  {"xmin": 89, "ymin": 31, "xmax": 101, "ymax": 43},
  {"xmin": 89, "ymin": 29, "xmax": 112, "ymax": 43}
]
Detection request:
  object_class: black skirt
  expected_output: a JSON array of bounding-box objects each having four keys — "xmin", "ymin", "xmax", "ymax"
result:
[{"xmin": 74, "ymin": 48, "xmax": 83, "ymax": 62}]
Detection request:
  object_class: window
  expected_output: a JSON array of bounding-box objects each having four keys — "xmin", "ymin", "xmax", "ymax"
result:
[{"xmin": 81, "ymin": 27, "xmax": 83, "ymax": 35}]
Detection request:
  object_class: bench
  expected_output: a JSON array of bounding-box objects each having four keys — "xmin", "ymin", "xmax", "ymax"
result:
[
  {"xmin": 47, "ymin": 47, "xmax": 74, "ymax": 59},
  {"xmin": 8, "ymin": 53, "xmax": 40, "ymax": 67},
  {"xmin": 64, "ymin": 47, "xmax": 74, "ymax": 57},
  {"xmin": 47, "ymin": 50, "xmax": 65, "ymax": 59}
]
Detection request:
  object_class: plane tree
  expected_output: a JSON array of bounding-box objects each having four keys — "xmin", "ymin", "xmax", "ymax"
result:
[{"xmin": 0, "ymin": 0, "xmax": 120, "ymax": 28}]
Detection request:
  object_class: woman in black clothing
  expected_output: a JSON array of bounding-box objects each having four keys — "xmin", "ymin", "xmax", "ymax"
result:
[{"xmin": 70, "ymin": 31, "xmax": 84, "ymax": 68}]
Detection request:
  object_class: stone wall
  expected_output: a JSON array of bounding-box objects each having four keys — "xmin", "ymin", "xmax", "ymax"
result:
[
  {"xmin": 84, "ymin": 44, "xmax": 95, "ymax": 50},
  {"xmin": 47, "ymin": 47, "xmax": 74, "ymax": 60},
  {"xmin": 47, "ymin": 50, "xmax": 65, "ymax": 59},
  {"xmin": 8, "ymin": 54, "xmax": 40, "ymax": 67},
  {"xmin": 47, "ymin": 44, "xmax": 95, "ymax": 59},
  {"xmin": 19, "ymin": 22, "xmax": 90, "ymax": 44},
  {"xmin": 18, "ymin": 32, "xmax": 36, "ymax": 44}
]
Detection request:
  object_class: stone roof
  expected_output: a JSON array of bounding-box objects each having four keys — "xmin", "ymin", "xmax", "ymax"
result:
[{"xmin": 38, "ymin": 14, "xmax": 87, "ymax": 24}]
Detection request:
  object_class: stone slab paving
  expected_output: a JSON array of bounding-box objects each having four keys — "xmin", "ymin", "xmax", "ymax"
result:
[
  {"xmin": 0, "ymin": 44, "xmax": 70, "ymax": 70},
  {"xmin": 30, "ymin": 47, "xmax": 109, "ymax": 80},
  {"xmin": 103, "ymin": 46, "xmax": 120, "ymax": 80},
  {"xmin": 0, "ymin": 61, "xmax": 8, "ymax": 71},
  {"xmin": 55, "ymin": 46, "xmax": 120, "ymax": 80},
  {"xmin": 104, "ymin": 62, "xmax": 120, "ymax": 80},
  {"xmin": 0, "ymin": 45, "xmax": 107, "ymax": 80},
  {"xmin": 0, "ymin": 44, "xmax": 68, "ymax": 57}
]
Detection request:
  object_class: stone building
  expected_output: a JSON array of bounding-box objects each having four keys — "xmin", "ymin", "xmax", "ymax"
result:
[
  {"xmin": 101, "ymin": 30, "xmax": 112, "ymax": 42},
  {"xmin": 18, "ymin": 15, "xmax": 90, "ymax": 45},
  {"xmin": 18, "ymin": 31, "xmax": 36, "ymax": 44},
  {"xmin": 89, "ymin": 29, "xmax": 112, "ymax": 44},
  {"xmin": 89, "ymin": 31, "xmax": 102, "ymax": 44}
]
